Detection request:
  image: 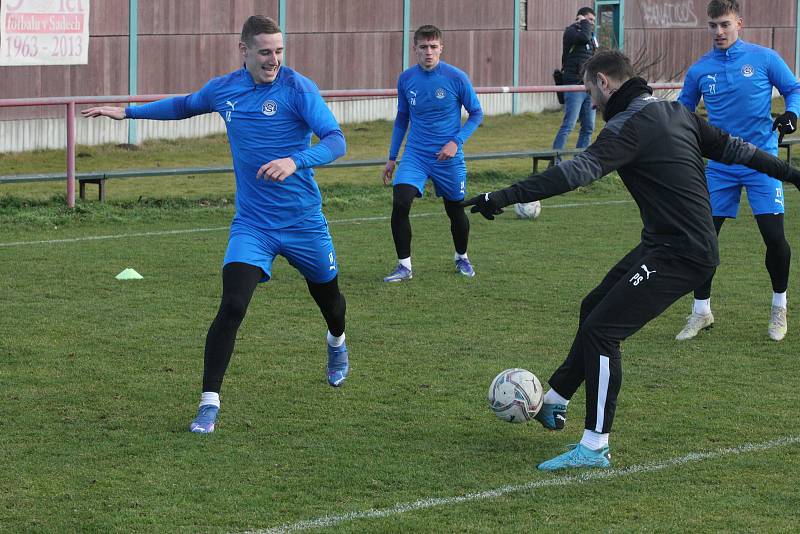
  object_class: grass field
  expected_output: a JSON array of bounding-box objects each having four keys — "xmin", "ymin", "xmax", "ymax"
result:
[{"xmin": 2, "ymin": 111, "xmax": 799, "ymax": 532}]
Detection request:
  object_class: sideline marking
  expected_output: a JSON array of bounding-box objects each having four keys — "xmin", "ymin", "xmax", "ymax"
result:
[
  {"xmin": 0, "ymin": 200, "xmax": 633, "ymax": 248},
  {"xmin": 242, "ymin": 435, "xmax": 800, "ymax": 533}
]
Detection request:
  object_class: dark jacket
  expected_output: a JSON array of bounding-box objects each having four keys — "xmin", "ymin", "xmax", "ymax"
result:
[
  {"xmin": 492, "ymin": 78, "xmax": 793, "ymax": 268},
  {"xmin": 561, "ymin": 19, "xmax": 597, "ymax": 84}
]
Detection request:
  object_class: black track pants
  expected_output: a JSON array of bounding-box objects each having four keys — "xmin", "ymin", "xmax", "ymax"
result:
[{"xmin": 548, "ymin": 244, "xmax": 716, "ymax": 433}]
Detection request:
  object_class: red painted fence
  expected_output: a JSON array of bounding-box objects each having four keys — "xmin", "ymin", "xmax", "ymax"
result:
[{"xmin": 0, "ymin": 83, "xmax": 683, "ymax": 207}]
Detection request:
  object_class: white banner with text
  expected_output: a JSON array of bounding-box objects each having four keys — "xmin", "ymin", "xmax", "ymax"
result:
[{"xmin": 0, "ymin": 0, "xmax": 90, "ymax": 66}]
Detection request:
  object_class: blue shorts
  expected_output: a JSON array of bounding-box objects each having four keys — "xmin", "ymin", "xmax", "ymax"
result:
[
  {"xmin": 394, "ymin": 151, "xmax": 467, "ymax": 201},
  {"xmin": 707, "ymin": 167, "xmax": 785, "ymax": 218},
  {"xmin": 223, "ymin": 212, "xmax": 338, "ymax": 284}
]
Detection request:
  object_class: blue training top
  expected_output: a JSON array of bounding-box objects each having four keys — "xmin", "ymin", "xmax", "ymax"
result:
[
  {"xmin": 388, "ymin": 61, "xmax": 483, "ymax": 160},
  {"xmin": 678, "ymin": 39, "xmax": 800, "ymax": 175},
  {"xmin": 126, "ymin": 66, "xmax": 346, "ymax": 230}
]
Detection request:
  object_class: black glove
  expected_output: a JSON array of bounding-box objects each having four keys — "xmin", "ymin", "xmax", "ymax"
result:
[
  {"xmin": 461, "ymin": 192, "xmax": 504, "ymax": 220},
  {"xmin": 772, "ymin": 111, "xmax": 797, "ymax": 144}
]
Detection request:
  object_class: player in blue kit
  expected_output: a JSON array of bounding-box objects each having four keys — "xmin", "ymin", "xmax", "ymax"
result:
[
  {"xmin": 675, "ymin": 0, "xmax": 800, "ymax": 342},
  {"xmin": 82, "ymin": 16, "xmax": 350, "ymax": 433},
  {"xmin": 382, "ymin": 25, "xmax": 484, "ymax": 282}
]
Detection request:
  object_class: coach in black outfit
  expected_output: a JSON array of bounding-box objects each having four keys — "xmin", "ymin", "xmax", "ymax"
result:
[{"xmin": 465, "ymin": 50, "xmax": 800, "ymax": 471}]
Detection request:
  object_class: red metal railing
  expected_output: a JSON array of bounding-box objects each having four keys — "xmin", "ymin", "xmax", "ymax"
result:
[{"xmin": 0, "ymin": 83, "xmax": 683, "ymax": 207}]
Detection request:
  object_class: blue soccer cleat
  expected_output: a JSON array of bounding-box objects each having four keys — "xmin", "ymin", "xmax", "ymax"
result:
[
  {"xmin": 455, "ymin": 258, "xmax": 475, "ymax": 277},
  {"xmin": 327, "ymin": 341, "xmax": 349, "ymax": 387},
  {"xmin": 189, "ymin": 404, "xmax": 219, "ymax": 434},
  {"xmin": 534, "ymin": 403, "xmax": 568, "ymax": 430},
  {"xmin": 537, "ymin": 443, "xmax": 611, "ymax": 471},
  {"xmin": 383, "ymin": 264, "xmax": 412, "ymax": 282}
]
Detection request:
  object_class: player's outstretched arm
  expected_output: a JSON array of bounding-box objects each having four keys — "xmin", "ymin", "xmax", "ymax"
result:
[
  {"xmin": 462, "ymin": 168, "xmax": 571, "ymax": 221},
  {"xmin": 693, "ymin": 111, "xmax": 800, "ymax": 190},
  {"xmin": 461, "ymin": 192, "xmax": 504, "ymax": 220},
  {"xmin": 81, "ymin": 106, "xmax": 126, "ymax": 120},
  {"xmin": 747, "ymin": 149, "xmax": 800, "ymax": 191}
]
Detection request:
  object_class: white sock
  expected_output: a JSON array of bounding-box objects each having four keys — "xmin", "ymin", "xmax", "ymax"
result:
[
  {"xmin": 580, "ymin": 429, "xmax": 609, "ymax": 450},
  {"xmin": 693, "ymin": 298, "xmax": 711, "ymax": 315},
  {"xmin": 399, "ymin": 257, "xmax": 412, "ymax": 270},
  {"xmin": 200, "ymin": 391, "xmax": 220, "ymax": 408},
  {"xmin": 455, "ymin": 252, "xmax": 468, "ymax": 261},
  {"xmin": 773, "ymin": 292, "xmax": 787, "ymax": 309},
  {"xmin": 327, "ymin": 330, "xmax": 345, "ymax": 347},
  {"xmin": 543, "ymin": 389, "xmax": 569, "ymax": 406}
]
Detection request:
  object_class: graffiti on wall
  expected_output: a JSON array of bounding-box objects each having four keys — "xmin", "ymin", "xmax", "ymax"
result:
[{"xmin": 641, "ymin": 0, "xmax": 699, "ymax": 28}]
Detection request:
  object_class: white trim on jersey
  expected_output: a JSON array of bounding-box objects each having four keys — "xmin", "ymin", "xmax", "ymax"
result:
[{"xmin": 595, "ymin": 355, "xmax": 611, "ymax": 432}]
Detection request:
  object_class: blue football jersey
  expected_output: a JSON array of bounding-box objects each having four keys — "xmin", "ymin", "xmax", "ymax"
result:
[
  {"xmin": 679, "ymin": 39, "xmax": 800, "ymax": 175},
  {"xmin": 126, "ymin": 66, "xmax": 346, "ymax": 229},
  {"xmin": 389, "ymin": 61, "xmax": 483, "ymax": 160}
]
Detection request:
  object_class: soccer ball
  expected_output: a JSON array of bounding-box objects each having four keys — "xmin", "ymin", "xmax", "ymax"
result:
[
  {"xmin": 513, "ymin": 201, "xmax": 541, "ymax": 219},
  {"xmin": 487, "ymin": 368, "xmax": 543, "ymax": 423}
]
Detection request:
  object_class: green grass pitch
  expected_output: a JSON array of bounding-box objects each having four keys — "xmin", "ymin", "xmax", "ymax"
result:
[{"xmin": 1, "ymin": 111, "xmax": 799, "ymax": 532}]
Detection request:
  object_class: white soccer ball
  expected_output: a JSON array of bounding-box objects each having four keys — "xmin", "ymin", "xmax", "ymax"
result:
[
  {"xmin": 487, "ymin": 368, "xmax": 543, "ymax": 423},
  {"xmin": 513, "ymin": 201, "xmax": 542, "ymax": 219}
]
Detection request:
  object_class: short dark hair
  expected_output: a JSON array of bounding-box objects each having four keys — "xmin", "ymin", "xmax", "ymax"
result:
[
  {"xmin": 241, "ymin": 15, "xmax": 281, "ymax": 45},
  {"xmin": 707, "ymin": 0, "xmax": 740, "ymax": 18},
  {"xmin": 577, "ymin": 7, "xmax": 595, "ymax": 17},
  {"xmin": 582, "ymin": 49, "xmax": 635, "ymax": 83},
  {"xmin": 414, "ymin": 25, "xmax": 443, "ymax": 45}
]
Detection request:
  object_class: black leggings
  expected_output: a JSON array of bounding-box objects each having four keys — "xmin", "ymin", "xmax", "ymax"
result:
[
  {"xmin": 549, "ymin": 245, "xmax": 716, "ymax": 433},
  {"xmin": 202, "ymin": 262, "xmax": 346, "ymax": 393},
  {"xmin": 390, "ymin": 183, "xmax": 470, "ymax": 258},
  {"xmin": 694, "ymin": 214, "xmax": 790, "ymax": 299}
]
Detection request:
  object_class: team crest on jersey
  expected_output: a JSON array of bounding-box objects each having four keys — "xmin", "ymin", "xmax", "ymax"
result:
[
  {"xmin": 435, "ymin": 88, "xmax": 446, "ymax": 99},
  {"xmin": 262, "ymin": 100, "xmax": 278, "ymax": 116},
  {"xmin": 741, "ymin": 64, "xmax": 754, "ymax": 77}
]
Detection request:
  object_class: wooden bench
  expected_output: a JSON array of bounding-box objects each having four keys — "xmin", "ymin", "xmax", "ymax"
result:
[
  {"xmin": 0, "ymin": 148, "xmax": 585, "ymax": 202},
  {"xmin": 779, "ymin": 137, "xmax": 800, "ymax": 162}
]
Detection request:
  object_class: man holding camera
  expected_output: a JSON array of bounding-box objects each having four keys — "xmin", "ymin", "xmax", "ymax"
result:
[{"xmin": 551, "ymin": 7, "xmax": 598, "ymax": 157}]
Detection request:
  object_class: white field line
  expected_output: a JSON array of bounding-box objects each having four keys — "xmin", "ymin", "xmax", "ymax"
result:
[
  {"xmin": 242, "ymin": 435, "xmax": 800, "ymax": 534},
  {"xmin": 0, "ymin": 200, "xmax": 632, "ymax": 249}
]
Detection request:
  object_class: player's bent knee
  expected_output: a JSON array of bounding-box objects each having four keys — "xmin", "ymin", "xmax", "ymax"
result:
[
  {"xmin": 443, "ymin": 199, "xmax": 466, "ymax": 215},
  {"xmin": 577, "ymin": 320, "xmax": 620, "ymax": 353},
  {"xmin": 579, "ymin": 294, "xmax": 603, "ymax": 321},
  {"xmin": 218, "ymin": 295, "xmax": 250, "ymax": 325},
  {"xmin": 762, "ymin": 231, "xmax": 790, "ymax": 250},
  {"xmin": 392, "ymin": 197, "xmax": 414, "ymax": 213}
]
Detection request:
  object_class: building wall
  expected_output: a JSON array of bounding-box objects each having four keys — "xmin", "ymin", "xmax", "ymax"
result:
[
  {"xmin": 624, "ymin": 0, "xmax": 797, "ymax": 81},
  {"xmin": 0, "ymin": 0, "xmax": 797, "ymax": 151},
  {"xmin": 522, "ymin": 0, "xmax": 585, "ymax": 85},
  {"xmin": 0, "ymin": 0, "xmax": 130, "ymax": 120}
]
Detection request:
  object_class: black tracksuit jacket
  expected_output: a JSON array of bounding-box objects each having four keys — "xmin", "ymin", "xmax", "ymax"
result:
[
  {"xmin": 492, "ymin": 79, "xmax": 798, "ymax": 268},
  {"xmin": 562, "ymin": 19, "xmax": 597, "ymax": 84}
]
